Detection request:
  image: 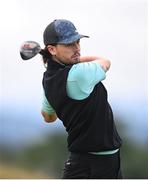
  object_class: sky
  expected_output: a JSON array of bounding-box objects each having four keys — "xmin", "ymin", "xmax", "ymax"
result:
[{"xmin": 0, "ymin": 0, "xmax": 148, "ymax": 146}]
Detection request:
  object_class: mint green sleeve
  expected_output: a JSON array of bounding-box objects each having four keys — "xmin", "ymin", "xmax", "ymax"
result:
[
  {"xmin": 67, "ymin": 61, "xmax": 106, "ymax": 100},
  {"xmin": 41, "ymin": 92, "xmax": 55, "ymax": 114}
]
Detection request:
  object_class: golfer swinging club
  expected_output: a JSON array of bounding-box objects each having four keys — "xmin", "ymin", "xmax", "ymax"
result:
[{"xmin": 20, "ymin": 19, "xmax": 122, "ymax": 179}]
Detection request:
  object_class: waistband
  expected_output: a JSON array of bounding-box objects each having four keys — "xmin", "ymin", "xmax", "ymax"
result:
[
  {"xmin": 70, "ymin": 149, "xmax": 120, "ymax": 157},
  {"xmin": 89, "ymin": 148, "xmax": 119, "ymax": 155}
]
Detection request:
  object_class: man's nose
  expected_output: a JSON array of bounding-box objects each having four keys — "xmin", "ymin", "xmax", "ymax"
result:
[{"xmin": 73, "ymin": 42, "xmax": 80, "ymax": 51}]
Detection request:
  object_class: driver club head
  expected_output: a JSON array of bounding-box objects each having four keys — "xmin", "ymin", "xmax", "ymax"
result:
[{"xmin": 20, "ymin": 41, "xmax": 41, "ymax": 60}]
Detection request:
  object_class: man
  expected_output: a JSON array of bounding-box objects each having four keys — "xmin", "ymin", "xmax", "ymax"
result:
[{"xmin": 41, "ymin": 19, "xmax": 122, "ymax": 179}]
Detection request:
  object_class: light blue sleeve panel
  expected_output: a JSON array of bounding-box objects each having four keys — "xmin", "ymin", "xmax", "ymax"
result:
[
  {"xmin": 41, "ymin": 91, "xmax": 55, "ymax": 114},
  {"xmin": 67, "ymin": 62, "xmax": 106, "ymax": 100},
  {"xmin": 41, "ymin": 61, "xmax": 106, "ymax": 114}
]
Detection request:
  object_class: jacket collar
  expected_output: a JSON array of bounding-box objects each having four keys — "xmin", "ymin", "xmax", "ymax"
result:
[{"xmin": 47, "ymin": 57, "xmax": 71, "ymax": 71}]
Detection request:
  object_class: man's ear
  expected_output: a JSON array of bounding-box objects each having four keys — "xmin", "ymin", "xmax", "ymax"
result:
[{"xmin": 47, "ymin": 45, "xmax": 56, "ymax": 55}]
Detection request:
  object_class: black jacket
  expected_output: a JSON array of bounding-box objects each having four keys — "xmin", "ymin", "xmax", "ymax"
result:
[{"xmin": 43, "ymin": 59, "xmax": 122, "ymax": 152}]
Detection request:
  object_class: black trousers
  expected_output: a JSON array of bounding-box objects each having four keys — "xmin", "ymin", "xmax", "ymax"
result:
[{"xmin": 62, "ymin": 150, "xmax": 122, "ymax": 179}]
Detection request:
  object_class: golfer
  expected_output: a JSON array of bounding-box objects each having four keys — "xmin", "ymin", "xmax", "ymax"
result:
[{"xmin": 41, "ymin": 19, "xmax": 122, "ymax": 179}]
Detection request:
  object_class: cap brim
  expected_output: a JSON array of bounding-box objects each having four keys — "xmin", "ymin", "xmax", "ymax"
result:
[{"xmin": 58, "ymin": 34, "xmax": 89, "ymax": 44}]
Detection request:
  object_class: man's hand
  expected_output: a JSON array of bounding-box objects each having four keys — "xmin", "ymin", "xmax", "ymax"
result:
[
  {"xmin": 41, "ymin": 111, "xmax": 57, "ymax": 123},
  {"xmin": 95, "ymin": 59, "xmax": 111, "ymax": 72},
  {"xmin": 80, "ymin": 56, "xmax": 111, "ymax": 72}
]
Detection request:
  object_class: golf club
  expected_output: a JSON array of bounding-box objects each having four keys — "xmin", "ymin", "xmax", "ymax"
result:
[{"xmin": 20, "ymin": 41, "xmax": 41, "ymax": 60}]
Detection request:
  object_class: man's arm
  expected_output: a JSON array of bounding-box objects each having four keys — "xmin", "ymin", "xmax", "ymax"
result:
[
  {"xmin": 80, "ymin": 56, "xmax": 111, "ymax": 72},
  {"xmin": 41, "ymin": 92, "xmax": 57, "ymax": 123}
]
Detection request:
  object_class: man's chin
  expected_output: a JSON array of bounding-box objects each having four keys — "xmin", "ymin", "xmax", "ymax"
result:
[{"xmin": 72, "ymin": 57, "xmax": 80, "ymax": 64}]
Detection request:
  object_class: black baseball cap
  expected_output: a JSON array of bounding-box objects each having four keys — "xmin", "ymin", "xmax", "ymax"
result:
[{"xmin": 43, "ymin": 19, "xmax": 89, "ymax": 45}]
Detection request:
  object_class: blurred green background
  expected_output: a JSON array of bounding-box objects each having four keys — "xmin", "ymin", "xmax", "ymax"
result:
[{"xmin": 1, "ymin": 120, "xmax": 148, "ymax": 179}]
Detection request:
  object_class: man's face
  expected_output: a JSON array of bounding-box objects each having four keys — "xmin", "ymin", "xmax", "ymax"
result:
[{"xmin": 48, "ymin": 40, "xmax": 81, "ymax": 65}]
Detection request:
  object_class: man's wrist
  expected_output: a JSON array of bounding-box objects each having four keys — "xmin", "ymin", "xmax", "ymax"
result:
[{"xmin": 80, "ymin": 56, "xmax": 99, "ymax": 63}]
